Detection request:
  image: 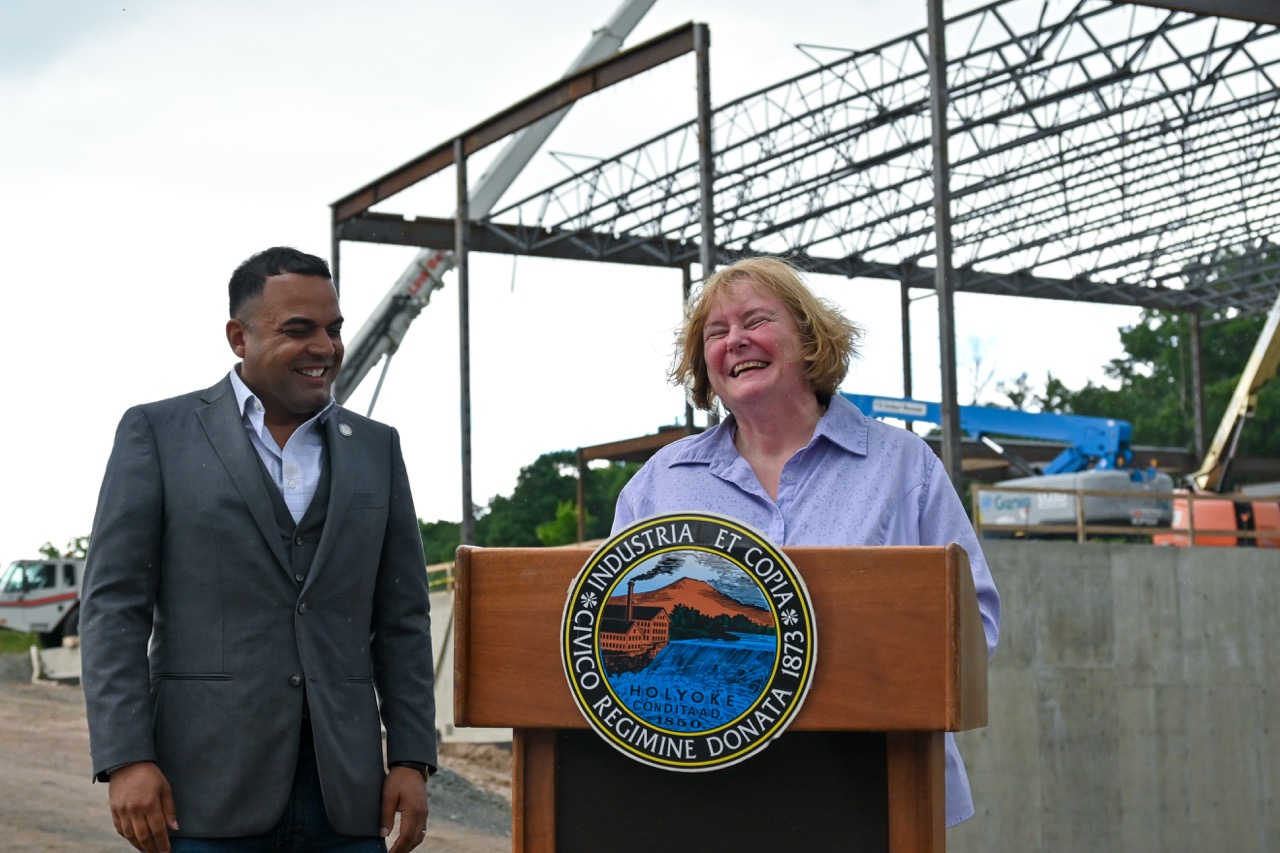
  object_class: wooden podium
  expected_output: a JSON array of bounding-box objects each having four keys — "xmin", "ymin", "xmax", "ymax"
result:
[{"xmin": 454, "ymin": 544, "xmax": 988, "ymax": 853}]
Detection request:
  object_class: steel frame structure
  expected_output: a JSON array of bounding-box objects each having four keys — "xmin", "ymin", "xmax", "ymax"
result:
[
  {"xmin": 334, "ymin": 0, "xmax": 1280, "ymax": 335},
  {"xmin": 454, "ymin": 0, "xmax": 1280, "ymax": 317},
  {"xmin": 332, "ymin": 0, "xmax": 1280, "ymax": 500}
]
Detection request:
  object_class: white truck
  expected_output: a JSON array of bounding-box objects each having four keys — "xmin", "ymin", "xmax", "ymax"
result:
[{"xmin": 0, "ymin": 558, "xmax": 83, "ymax": 647}]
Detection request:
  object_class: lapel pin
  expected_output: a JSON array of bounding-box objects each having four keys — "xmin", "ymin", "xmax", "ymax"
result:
[{"xmin": 338, "ymin": 423, "xmax": 353, "ymax": 437}]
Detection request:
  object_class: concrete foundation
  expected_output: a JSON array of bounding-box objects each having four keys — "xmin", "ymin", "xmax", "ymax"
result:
[{"xmin": 949, "ymin": 541, "xmax": 1279, "ymax": 852}]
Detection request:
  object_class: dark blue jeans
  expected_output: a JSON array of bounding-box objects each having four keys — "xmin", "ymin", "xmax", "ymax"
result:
[{"xmin": 169, "ymin": 732, "xmax": 385, "ymax": 853}]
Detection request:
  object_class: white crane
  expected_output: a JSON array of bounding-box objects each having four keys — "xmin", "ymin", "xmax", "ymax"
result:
[{"xmin": 333, "ymin": 0, "xmax": 659, "ymax": 410}]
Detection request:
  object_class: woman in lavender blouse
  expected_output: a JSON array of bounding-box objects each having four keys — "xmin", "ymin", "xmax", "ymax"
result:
[{"xmin": 612, "ymin": 255, "xmax": 1001, "ymax": 827}]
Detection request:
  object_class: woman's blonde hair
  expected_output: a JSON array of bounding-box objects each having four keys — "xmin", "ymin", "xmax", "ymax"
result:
[{"xmin": 671, "ymin": 256, "xmax": 864, "ymax": 411}]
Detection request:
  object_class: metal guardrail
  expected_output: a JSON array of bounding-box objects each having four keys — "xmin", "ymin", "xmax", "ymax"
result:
[
  {"xmin": 970, "ymin": 484, "xmax": 1280, "ymax": 545},
  {"xmin": 426, "ymin": 563, "xmax": 455, "ymax": 592}
]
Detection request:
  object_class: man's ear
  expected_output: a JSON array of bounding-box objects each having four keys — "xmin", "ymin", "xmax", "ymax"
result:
[{"xmin": 227, "ymin": 318, "xmax": 247, "ymax": 358}]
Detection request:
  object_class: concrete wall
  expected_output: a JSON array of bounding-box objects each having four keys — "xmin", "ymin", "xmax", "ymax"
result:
[{"xmin": 949, "ymin": 541, "xmax": 1280, "ymax": 853}]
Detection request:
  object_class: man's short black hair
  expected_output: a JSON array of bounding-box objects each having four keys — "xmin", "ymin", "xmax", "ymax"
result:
[{"xmin": 228, "ymin": 247, "xmax": 331, "ymax": 318}]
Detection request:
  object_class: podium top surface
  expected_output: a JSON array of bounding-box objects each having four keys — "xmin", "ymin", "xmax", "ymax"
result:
[{"xmin": 453, "ymin": 544, "xmax": 987, "ymax": 733}]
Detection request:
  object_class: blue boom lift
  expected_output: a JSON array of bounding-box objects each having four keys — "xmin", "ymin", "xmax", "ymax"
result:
[{"xmin": 838, "ymin": 393, "xmax": 1173, "ymax": 529}]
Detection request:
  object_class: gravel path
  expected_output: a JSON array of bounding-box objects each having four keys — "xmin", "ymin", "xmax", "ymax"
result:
[{"xmin": 0, "ymin": 652, "xmax": 512, "ymax": 852}]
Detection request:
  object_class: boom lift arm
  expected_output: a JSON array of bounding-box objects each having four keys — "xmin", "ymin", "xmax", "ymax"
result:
[
  {"xmin": 839, "ymin": 392, "xmax": 1136, "ymax": 476},
  {"xmin": 1188, "ymin": 289, "xmax": 1280, "ymax": 492},
  {"xmin": 333, "ymin": 0, "xmax": 658, "ymax": 406}
]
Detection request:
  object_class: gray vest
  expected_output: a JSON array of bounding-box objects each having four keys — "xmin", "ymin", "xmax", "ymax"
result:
[
  {"xmin": 258, "ymin": 449, "xmax": 330, "ymax": 724},
  {"xmin": 258, "ymin": 448, "xmax": 331, "ymax": 587}
]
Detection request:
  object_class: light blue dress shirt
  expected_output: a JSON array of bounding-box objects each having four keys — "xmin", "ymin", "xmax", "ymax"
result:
[
  {"xmin": 613, "ymin": 392, "xmax": 1001, "ymax": 826},
  {"xmin": 229, "ymin": 368, "xmax": 335, "ymax": 523}
]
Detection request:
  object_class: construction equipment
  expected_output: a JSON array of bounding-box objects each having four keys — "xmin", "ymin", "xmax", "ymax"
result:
[
  {"xmin": 839, "ymin": 392, "xmax": 1173, "ymax": 530},
  {"xmin": 1155, "ymin": 289, "xmax": 1280, "ymax": 547},
  {"xmin": 333, "ymin": 0, "xmax": 657, "ymax": 409},
  {"xmin": 0, "ymin": 558, "xmax": 82, "ymax": 647}
]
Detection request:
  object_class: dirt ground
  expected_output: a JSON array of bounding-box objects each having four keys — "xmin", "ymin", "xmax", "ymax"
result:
[{"xmin": 0, "ymin": 652, "xmax": 513, "ymax": 853}]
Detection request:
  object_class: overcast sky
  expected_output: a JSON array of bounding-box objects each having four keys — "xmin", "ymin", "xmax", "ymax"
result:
[{"xmin": 0, "ymin": 0, "xmax": 1142, "ymax": 561}]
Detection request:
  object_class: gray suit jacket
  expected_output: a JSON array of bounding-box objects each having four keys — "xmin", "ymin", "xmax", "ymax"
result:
[{"xmin": 81, "ymin": 376, "xmax": 437, "ymax": 837}]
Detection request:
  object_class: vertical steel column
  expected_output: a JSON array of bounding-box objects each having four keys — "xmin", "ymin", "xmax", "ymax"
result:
[
  {"xmin": 694, "ymin": 24, "xmax": 715, "ymax": 280},
  {"xmin": 1190, "ymin": 310, "xmax": 1206, "ymax": 461},
  {"xmin": 455, "ymin": 139, "xmax": 476, "ymax": 546},
  {"xmin": 694, "ymin": 25, "xmax": 721, "ymax": 427},
  {"xmin": 683, "ymin": 264, "xmax": 696, "ymax": 429},
  {"xmin": 900, "ymin": 279, "xmax": 914, "ymax": 399},
  {"xmin": 926, "ymin": 0, "xmax": 964, "ymax": 487},
  {"xmin": 330, "ymin": 226, "xmax": 341, "ymax": 297}
]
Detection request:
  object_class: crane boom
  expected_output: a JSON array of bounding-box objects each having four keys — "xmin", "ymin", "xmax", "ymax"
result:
[{"xmin": 333, "ymin": 0, "xmax": 658, "ymax": 405}]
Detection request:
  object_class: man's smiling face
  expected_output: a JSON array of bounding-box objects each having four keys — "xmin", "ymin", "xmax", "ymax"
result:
[{"xmin": 227, "ymin": 272, "xmax": 344, "ymax": 433}]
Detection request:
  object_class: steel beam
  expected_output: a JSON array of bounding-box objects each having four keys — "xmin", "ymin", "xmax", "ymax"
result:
[
  {"xmin": 335, "ymin": 211, "xmax": 1280, "ymax": 314},
  {"xmin": 927, "ymin": 0, "xmax": 964, "ymax": 487},
  {"xmin": 1116, "ymin": 0, "xmax": 1280, "ymax": 25},
  {"xmin": 695, "ymin": 25, "xmax": 716, "ymax": 280},
  {"xmin": 334, "ymin": 1, "xmax": 1280, "ymax": 345},
  {"xmin": 455, "ymin": 139, "xmax": 475, "ymax": 546},
  {"xmin": 331, "ymin": 23, "xmax": 703, "ymax": 224}
]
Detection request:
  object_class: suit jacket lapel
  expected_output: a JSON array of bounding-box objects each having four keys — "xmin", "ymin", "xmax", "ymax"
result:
[
  {"xmin": 310, "ymin": 409, "xmax": 357, "ymax": 580},
  {"xmin": 196, "ymin": 378, "xmax": 291, "ymax": 575}
]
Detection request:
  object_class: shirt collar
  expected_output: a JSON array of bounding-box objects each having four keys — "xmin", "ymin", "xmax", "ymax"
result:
[
  {"xmin": 228, "ymin": 367, "xmax": 336, "ymax": 425},
  {"xmin": 811, "ymin": 393, "xmax": 867, "ymax": 456},
  {"xmin": 665, "ymin": 392, "xmax": 868, "ymax": 469}
]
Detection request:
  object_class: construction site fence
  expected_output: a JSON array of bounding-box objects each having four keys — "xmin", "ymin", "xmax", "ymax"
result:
[
  {"xmin": 427, "ymin": 562, "xmax": 455, "ymax": 592},
  {"xmin": 970, "ymin": 483, "xmax": 1280, "ymax": 545}
]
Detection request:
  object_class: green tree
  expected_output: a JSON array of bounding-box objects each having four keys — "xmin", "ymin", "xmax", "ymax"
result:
[
  {"xmin": 475, "ymin": 451, "xmax": 579, "ymax": 547},
  {"xmin": 535, "ymin": 500, "xmax": 583, "ymax": 547},
  {"xmin": 1038, "ymin": 243, "xmax": 1280, "ymax": 482},
  {"xmin": 38, "ymin": 536, "xmax": 90, "ymax": 559},
  {"xmin": 997, "ymin": 372, "xmax": 1034, "ymax": 411},
  {"xmin": 1039, "ymin": 308, "xmax": 1279, "ymax": 459},
  {"xmin": 419, "ymin": 450, "xmax": 641, "ymax": 554},
  {"xmin": 584, "ymin": 460, "xmax": 641, "ymax": 535},
  {"xmin": 418, "ymin": 519, "xmax": 461, "ymax": 566}
]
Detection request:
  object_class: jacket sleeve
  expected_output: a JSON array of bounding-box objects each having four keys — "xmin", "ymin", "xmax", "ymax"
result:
[
  {"xmin": 370, "ymin": 428, "xmax": 438, "ymax": 772},
  {"xmin": 80, "ymin": 407, "xmax": 165, "ymax": 778}
]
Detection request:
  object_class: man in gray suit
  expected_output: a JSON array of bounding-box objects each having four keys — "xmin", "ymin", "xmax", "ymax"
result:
[{"xmin": 81, "ymin": 247, "xmax": 436, "ymax": 853}]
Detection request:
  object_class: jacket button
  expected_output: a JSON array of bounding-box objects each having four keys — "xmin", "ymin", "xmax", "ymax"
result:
[
  {"xmin": 295, "ymin": 573, "xmax": 305, "ymax": 583},
  {"xmin": 295, "ymin": 536, "xmax": 304, "ymax": 546},
  {"xmin": 298, "ymin": 603, "xmax": 308, "ymax": 614},
  {"xmin": 288, "ymin": 674, "xmax": 302, "ymax": 687}
]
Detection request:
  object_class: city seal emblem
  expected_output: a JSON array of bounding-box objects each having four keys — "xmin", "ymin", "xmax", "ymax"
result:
[{"xmin": 561, "ymin": 511, "xmax": 817, "ymax": 771}]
